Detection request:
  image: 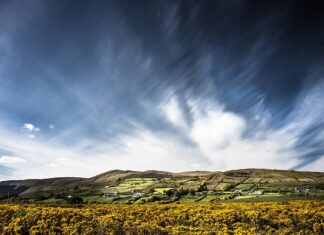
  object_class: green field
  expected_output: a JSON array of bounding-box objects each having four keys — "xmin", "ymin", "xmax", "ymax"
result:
[
  {"xmin": 104, "ymin": 178, "xmax": 157, "ymax": 193},
  {"xmin": 1, "ymin": 169, "xmax": 324, "ymax": 205},
  {"xmin": 154, "ymin": 187, "xmax": 173, "ymax": 193}
]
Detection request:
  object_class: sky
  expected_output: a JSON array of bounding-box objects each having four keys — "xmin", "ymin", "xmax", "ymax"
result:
[{"xmin": 0, "ymin": 0, "xmax": 323, "ymax": 180}]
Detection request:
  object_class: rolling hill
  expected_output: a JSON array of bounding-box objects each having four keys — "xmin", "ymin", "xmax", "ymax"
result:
[{"xmin": 1, "ymin": 169, "xmax": 323, "ymax": 203}]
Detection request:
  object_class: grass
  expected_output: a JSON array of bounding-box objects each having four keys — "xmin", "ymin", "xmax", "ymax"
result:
[
  {"xmin": 228, "ymin": 196, "xmax": 291, "ymax": 202},
  {"xmin": 178, "ymin": 195, "xmax": 206, "ymax": 203},
  {"xmin": 41, "ymin": 198, "xmax": 63, "ymax": 203},
  {"xmin": 112, "ymin": 196, "xmax": 132, "ymax": 203},
  {"xmin": 215, "ymin": 183, "xmax": 231, "ymax": 190},
  {"xmin": 178, "ymin": 196, "xmax": 198, "ymax": 203},
  {"xmin": 234, "ymin": 193, "xmax": 281, "ymax": 200},
  {"xmin": 103, "ymin": 178, "xmax": 157, "ymax": 193},
  {"xmin": 84, "ymin": 195, "xmax": 133, "ymax": 203},
  {"xmin": 234, "ymin": 183, "xmax": 254, "ymax": 190},
  {"xmin": 84, "ymin": 196, "xmax": 115, "ymax": 203},
  {"xmin": 124, "ymin": 178, "xmax": 157, "ymax": 182},
  {"xmin": 154, "ymin": 188, "xmax": 173, "ymax": 193},
  {"xmin": 226, "ymin": 193, "xmax": 322, "ymax": 202},
  {"xmin": 200, "ymin": 195, "xmax": 223, "ymax": 202}
]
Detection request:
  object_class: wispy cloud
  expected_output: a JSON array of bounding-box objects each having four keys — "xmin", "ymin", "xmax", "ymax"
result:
[
  {"xmin": 0, "ymin": 1, "xmax": 323, "ymax": 180},
  {"xmin": 160, "ymin": 96, "xmax": 299, "ymax": 170},
  {"xmin": 22, "ymin": 123, "xmax": 40, "ymax": 138},
  {"xmin": 1, "ymin": 92, "xmax": 321, "ymax": 180},
  {"xmin": 161, "ymin": 97, "xmax": 188, "ymax": 130},
  {"xmin": 22, "ymin": 123, "xmax": 39, "ymax": 132},
  {"xmin": 0, "ymin": 155, "xmax": 26, "ymax": 164}
]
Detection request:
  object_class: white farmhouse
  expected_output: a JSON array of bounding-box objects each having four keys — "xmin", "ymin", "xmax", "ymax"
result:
[{"xmin": 132, "ymin": 192, "xmax": 144, "ymax": 198}]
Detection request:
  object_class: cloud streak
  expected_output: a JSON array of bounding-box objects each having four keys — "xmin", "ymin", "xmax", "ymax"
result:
[
  {"xmin": 0, "ymin": 91, "xmax": 321, "ymax": 180},
  {"xmin": 0, "ymin": 1, "xmax": 323, "ymax": 179}
]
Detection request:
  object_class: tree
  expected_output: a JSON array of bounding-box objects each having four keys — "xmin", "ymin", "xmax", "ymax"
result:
[
  {"xmin": 197, "ymin": 182, "xmax": 207, "ymax": 192},
  {"xmin": 165, "ymin": 189, "xmax": 174, "ymax": 197},
  {"xmin": 67, "ymin": 196, "xmax": 84, "ymax": 204},
  {"xmin": 189, "ymin": 189, "xmax": 196, "ymax": 195},
  {"xmin": 147, "ymin": 188, "xmax": 155, "ymax": 194}
]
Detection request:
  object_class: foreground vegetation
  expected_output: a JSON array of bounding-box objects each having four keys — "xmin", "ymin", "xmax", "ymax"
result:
[{"xmin": 0, "ymin": 200, "xmax": 323, "ymax": 234}]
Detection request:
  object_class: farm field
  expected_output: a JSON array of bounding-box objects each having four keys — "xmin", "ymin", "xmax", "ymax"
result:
[
  {"xmin": 0, "ymin": 200, "xmax": 323, "ymax": 234},
  {"xmin": 2, "ymin": 169, "xmax": 324, "ymax": 205}
]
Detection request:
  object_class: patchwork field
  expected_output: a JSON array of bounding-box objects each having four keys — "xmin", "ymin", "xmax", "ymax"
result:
[{"xmin": 1, "ymin": 169, "xmax": 324, "ymax": 204}]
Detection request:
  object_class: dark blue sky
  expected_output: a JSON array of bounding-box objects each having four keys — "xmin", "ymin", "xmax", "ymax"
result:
[{"xmin": 0, "ymin": 0, "xmax": 323, "ymax": 179}]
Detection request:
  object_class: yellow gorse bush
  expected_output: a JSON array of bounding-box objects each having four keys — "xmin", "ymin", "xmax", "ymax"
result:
[{"xmin": 0, "ymin": 200, "xmax": 323, "ymax": 234}]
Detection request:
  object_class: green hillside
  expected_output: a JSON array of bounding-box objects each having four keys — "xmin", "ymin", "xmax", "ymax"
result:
[{"xmin": 1, "ymin": 169, "xmax": 323, "ymax": 204}]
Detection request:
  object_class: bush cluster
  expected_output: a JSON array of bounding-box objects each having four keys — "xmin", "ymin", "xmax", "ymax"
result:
[{"xmin": 0, "ymin": 200, "xmax": 323, "ymax": 234}]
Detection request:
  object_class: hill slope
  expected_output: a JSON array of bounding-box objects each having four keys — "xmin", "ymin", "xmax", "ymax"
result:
[{"xmin": 1, "ymin": 169, "xmax": 323, "ymax": 202}]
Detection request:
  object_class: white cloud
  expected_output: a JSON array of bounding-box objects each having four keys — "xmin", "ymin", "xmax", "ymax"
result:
[
  {"xmin": 190, "ymin": 108, "xmax": 246, "ymax": 154},
  {"xmin": 0, "ymin": 155, "xmax": 26, "ymax": 165},
  {"xmin": 0, "ymin": 95, "xmax": 322, "ymax": 181},
  {"xmin": 189, "ymin": 163, "xmax": 201, "ymax": 169},
  {"xmin": 161, "ymin": 97, "xmax": 188, "ymax": 129},
  {"xmin": 49, "ymin": 124, "xmax": 55, "ymax": 129},
  {"xmin": 48, "ymin": 163, "xmax": 59, "ymax": 168},
  {"xmin": 162, "ymin": 96, "xmax": 300, "ymax": 171},
  {"xmin": 22, "ymin": 123, "xmax": 40, "ymax": 138},
  {"xmin": 0, "ymin": 123, "xmax": 210, "ymax": 180},
  {"xmin": 23, "ymin": 123, "xmax": 40, "ymax": 132}
]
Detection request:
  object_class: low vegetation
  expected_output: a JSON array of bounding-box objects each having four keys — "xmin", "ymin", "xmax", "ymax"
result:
[{"xmin": 0, "ymin": 200, "xmax": 323, "ymax": 234}]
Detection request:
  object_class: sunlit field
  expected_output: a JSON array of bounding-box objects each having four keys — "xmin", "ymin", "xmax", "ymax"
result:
[{"xmin": 1, "ymin": 200, "xmax": 323, "ymax": 234}]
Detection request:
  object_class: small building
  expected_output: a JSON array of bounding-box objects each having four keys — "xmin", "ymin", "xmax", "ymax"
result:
[
  {"xmin": 102, "ymin": 192, "xmax": 118, "ymax": 198},
  {"xmin": 295, "ymin": 187, "xmax": 310, "ymax": 193},
  {"xmin": 207, "ymin": 191, "xmax": 218, "ymax": 195},
  {"xmin": 195, "ymin": 191, "xmax": 207, "ymax": 196},
  {"xmin": 248, "ymin": 189, "xmax": 263, "ymax": 195},
  {"xmin": 234, "ymin": 190, "xmax": 242, "ymax": 195},
  {"xmin": 125, "ymin": 189, "xmax": 141, "ymax": 195},
  {"xmin": 252, "ymin": 190, "xmax": 263, "ymax": 195},
  {"xmin": 132, "ymin": 192, "xmax": 144, "ymax": 199}
]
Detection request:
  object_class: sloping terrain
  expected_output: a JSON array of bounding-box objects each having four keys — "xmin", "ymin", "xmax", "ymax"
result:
[
  {"xmin": 0, "ymin": 169, "xmax": 323, "ymax": 201},
  {"xmin": 0, "ymin": 177, "xmax": 83, "ymax": 196}
]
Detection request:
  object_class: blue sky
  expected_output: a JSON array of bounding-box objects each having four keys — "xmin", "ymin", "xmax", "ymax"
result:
[{"xmin": 0, "ymin": 1, "xmax": 323, "ymax": 180}]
